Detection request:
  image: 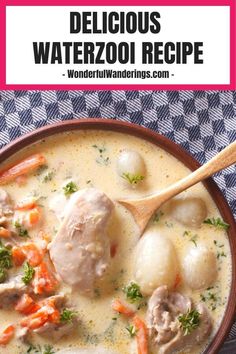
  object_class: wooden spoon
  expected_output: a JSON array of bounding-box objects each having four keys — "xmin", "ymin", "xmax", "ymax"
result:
[{"xmin": 118, "ymin": 141, "xmax": 236, "ymax": 233}]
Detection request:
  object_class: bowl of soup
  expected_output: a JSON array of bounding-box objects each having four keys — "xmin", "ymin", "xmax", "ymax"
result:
[{"xmin": 0, "ymin": 118, "xmax": 235, "ymax": 354}]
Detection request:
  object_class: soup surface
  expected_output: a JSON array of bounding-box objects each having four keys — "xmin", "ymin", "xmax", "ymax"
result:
[{"xmin": 0, "ymin": 130, "xmax": 231, "ymax": 354}]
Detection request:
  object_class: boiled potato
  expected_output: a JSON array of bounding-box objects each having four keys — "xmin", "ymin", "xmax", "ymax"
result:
[
  {"xmin": 134, "ymin": 228, "xmax": 178, "ymax": 295},
  {"xmin": 182, "ymin": 244, "xmax": 217, "ymax": 290},
  {"xmin": 169, "ymin": 197, "xmax": 207, "ymax": 228},
  {"xmin": 117, "ymin": 150, "xmax": 145, "ymax": 186}
]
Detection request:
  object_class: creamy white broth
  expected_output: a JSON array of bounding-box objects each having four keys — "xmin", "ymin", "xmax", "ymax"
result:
[{"xmin": 0, "ymin": 129, "xmax": 231, "ymax": 354}]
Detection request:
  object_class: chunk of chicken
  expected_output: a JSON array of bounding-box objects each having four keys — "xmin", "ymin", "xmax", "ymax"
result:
[
  {"xmin": 147, "ymin": 286, "xmax": 212, "ymax": 354},
  {"xmin": 147, "ymin": 286, "xmax": 191, "ymax": 345},
  {"xmin": 33, "ymin": 294, "xmax": 78, "ymax": 340},
  {"xmin": 159, "ymin": 303, "xmax": 212, "ymax": 354},
  {"xmin": 49, "ymin": 188, "xmax": 114, "ymax": 294},
  {"xmin": 0, "ymin": 276, "xmax": 27, "ymax": 307},
  {"xmin": 0, "ymin": 188, "xmax": 13, "ymax": 216},
  {"xmin": 57, "ymin": 348, "xmax": 119, "ymax": 354}
]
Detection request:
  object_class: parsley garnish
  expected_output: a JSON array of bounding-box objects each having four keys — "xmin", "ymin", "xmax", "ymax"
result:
[
  {"xmin": 14, "ymin": 221, "xmax": 29, "ymax": 238},
  {"xmin": 178, "ymin": 309, "xmax": 200, "ymax": 335},
  {"xmin": 183, "ymin": 230, "xmax": 198, "ymax": 247},
  {"xmin": 0, "ymin": 241, "xmax": 12, "ymax": 269},
  {"xmin": 126, "ymin": 324, "xmax": 137, "ymax": 337},
  {"xmin": 200, "ymin": 286, "xmax": 220, "ymax": 311},
  {"xmin": 122, "ymin": 173, "xmax": 144, "ymax": 185},
  {"xmin": 153, "ymin": 210, "xmax": 164, "ymax": 223},
  {"xmin": 203, "ymin": 217, "xmax": 229, "ymax": 231},
  {"xmin": 123, "ymin": 282, "xmax": 143, "ymax": 303},
  {"xmin": 22, "ymin": 262, "xmax": 35, "ymax": 285},
  {"xmin": 43, "ymin": 171, "xmax": 54, "ymax": 183},
  {"xmin": 26, "ymin": 344, "xmax": 54, "ymax": 354},
  {"xmin": 43, "ymin": 345, "xmax": 55, "ymax": 354},
  {"xmin": 93, "ymin": 144, "xmax": 110, "ymax": 166},
  {"xmin": 0, "ymin": 268, "xmax": 6, "ymax": 283},
  {"xmin": 60, "ymin": 308, "xmax": 77, "ymax": 323},
  {"xmin": 63, "ymin": 181, "xmax": 78, "ymax": 196}
]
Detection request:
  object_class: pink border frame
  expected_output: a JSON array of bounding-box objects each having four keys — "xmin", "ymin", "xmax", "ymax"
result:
[{"xmin": 0, "ymin": 0, "xmax": 235, "ymax": 90}]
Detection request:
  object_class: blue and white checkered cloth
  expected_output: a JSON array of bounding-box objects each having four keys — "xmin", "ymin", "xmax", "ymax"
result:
[{"xmin": 0, "ymin": 89, "xmax": 236, "ymax": 350}]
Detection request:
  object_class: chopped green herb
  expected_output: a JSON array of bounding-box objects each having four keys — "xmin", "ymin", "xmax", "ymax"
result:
[
  {"xmin": 22, "ymin": 262, "xmax": 35, "ymax": 285},
  {"xmin": 43, "ymin": 345, "xmax": 55, "ymax": 354},
  {"xmin": 126, "ymin": 324, "xmax": 137, "ymax": 337},
  {"xmin": 178, "ymin": 309, "xmax": 200, "ymax": 336},
  {"xmin": 0, "ymin": 268, "xmax": 6, "ymax": 283},
  {"xmin": 153, "ymin": 210, "xmax": 164, "ymax": 223},
  {"xmin": 93, "ymin": 144, "xmax": 110, "ymax": 166},
  {"xmin": 92, "ymin": 144, "xmax": 106, "ymax": 154},
  {"xmin": 60, "ymin": 308, "xmax": 77, "ymax": 323},
  {"xmin": 63, "ymin": 181, "xmax": 78, "ymax": 196},
  {"xmin": 217, "ymin": 251, "xmax": 227, "ymax": 259},
  {"xmin": 200, "ymin": 286, "xmax": 221, "ymax": 311},
  {"xmin": 14, "ymin": 221, "xmax": 29, "ymax": 238},
  {"xmin": 43, "ymin": 171, "xmax": 54, "ymax": 183},
  {"xmin": 165, "ymin": 221, "xmax": 173, "ymax": 228},
  {"xmin": 123, "ymin": 282, "xmax": 143, "ymax": 303},
  {"xmin": 203, "ymin": 217, "xmax": 229, "ymax": 231},
  {"xmin": 122, "ymin": 173, "xmax": 144, "ymax": 185},
  {"xmin": 0, "ymin": 241, "xmax": 12, "ymax": 269},
  {"xmin": 112, "ymin": 317, "xmax": 117, "ymax": 321},
  {"xmin": 183, "ymin": 230, "xmax": 198, "ymax": 247},
  {"xmin": 26, "ymin": 344, "xmax": 55, "ymax": 354}
]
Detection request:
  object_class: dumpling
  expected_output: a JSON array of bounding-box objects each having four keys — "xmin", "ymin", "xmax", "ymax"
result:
[
  {"xmin": 134, "ymin": 228, "xmax": 178, "ymax": 295},
  {"xmin": 169, "ymin": 197, "xmax": 207, "ymax": 228},
  {"xmin": 181, "ymin": 244, "xmax": 217, "ymax": 290},
  {"xmin": 117, "ymin": 150, "xmax": 145, "ymax": 186}
]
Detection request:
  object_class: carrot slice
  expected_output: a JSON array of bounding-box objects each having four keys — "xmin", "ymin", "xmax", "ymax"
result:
[
  {"xmin": 28, "ymin": 207, "xmax": 40, "ymax": 226},
  {"xmin": 0, "ymin": 227, "xmax": 11, "ymax": 238},
  {"xmin": 0, "ymin": 154, "xmax": 46, "ymax": 185},
  {"xmin": 15, "ymin": 294, "xmax": 40, "ymax": 315},
  {"xmin": 15, "ymin": 198, "xmax": 36, "ymax": 211},
  {"xmin": 0, "ymin": 325, "xmax": 15, "ymax": 345},
  {"xmin": 112, "ymin": 299, "xmax": 135, "ymax": 317},
  {"xmin": 133, "ymin": 316, "xmax": 148, "ymax": 354},
  {"xmin": 22, "ymin": 243, "xmax": 43, "ymax": 267},
  {"xmin": 20, "ymin": 310, "xmax": 49, "ymax": 330},
  {"xmin": 33, "ymin": 262, "xmax": 58, "ymax": 295},
  {"xmin": 12, "ymin": 246, "xmax": 26, "ymax": 266}
]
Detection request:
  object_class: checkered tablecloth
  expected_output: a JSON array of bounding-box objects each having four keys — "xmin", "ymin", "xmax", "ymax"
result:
[{"xmin": 0, "ymin": 89, "xmax": 236, "ymax": 351}]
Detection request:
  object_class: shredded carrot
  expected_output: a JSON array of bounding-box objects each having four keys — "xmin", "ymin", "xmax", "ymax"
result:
[
  {"xmin": 15, "ymin": 294, "xmax": 40, "ymax": 315},
  {"xmin": 0, "ymin": 325, "xmax": 15, "ymax": 345},
  {"xmin": 33, "ymin": 262, "xmax": 58, "ymax": 295},
  {"xmin": 133, "ymin": 316, "xmax": 148, "ymax": 354},
  {"xmin": 12, "ymin": 246, "xmax": 26, "ymax": 266},
  {"xmin": 0, "ymin": 154, "xmax": 46, "ymax": 185},
  {"xmin": 28, "ymin": 207, "xmax": 40, "ymax": 226},
  {"xmin": 15, "ymin": 198, "xmax": 36, "ymax": 211},
  {"xmin": 112, "ymin": 299, "xmax": 135, "ymax": 317},
  {"xmin": 0, "ymin": 227, "xmax": 11, "ymax": 238},
  {"xmin": 20, "ymin": 298, "xmax": 60, "ymax": 329},
  {"xmin": 22, "ymin": 243, "xmax": 43, "ymax": 267},
  {"xmin": 173, "ymin": 273, "xmax": 181, "ymax": 290},
  {"xmin": 20, "ymin": 310, "xmax": 49, "ymax": 330}
]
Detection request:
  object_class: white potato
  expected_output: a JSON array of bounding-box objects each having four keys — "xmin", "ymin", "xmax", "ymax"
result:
[
  {"xmin": 117, "ymin": 150, "xmax": 145, "ymax": 184},
  {"xmin": 182, "ymin": 244, "xmax": 217, "ymax": 290},
  {"xmin": 134, "ymin": 229, "xmax": 178, "ymax": 295},
  {"xmin": 169, "ymin": 197, "xmax": 207, "ymax": 228}
]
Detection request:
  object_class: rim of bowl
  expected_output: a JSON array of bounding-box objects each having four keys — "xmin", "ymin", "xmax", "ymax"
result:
[{"xmin": 0, "ymin": 118, "xmax": 235, "ymax": 354}]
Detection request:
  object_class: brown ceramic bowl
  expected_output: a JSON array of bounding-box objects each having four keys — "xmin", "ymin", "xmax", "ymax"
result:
[{"xmin": 0, "ymin": 118, "xmax": 235, "ymax": 354}]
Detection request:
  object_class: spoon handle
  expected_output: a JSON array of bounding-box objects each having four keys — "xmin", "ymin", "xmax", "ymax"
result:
[{"xmin": 151, "ymin": 140, "xmax": 236, "ymax": 205}]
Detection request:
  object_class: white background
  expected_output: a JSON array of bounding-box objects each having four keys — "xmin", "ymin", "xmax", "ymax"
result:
[{"xmin": 6, "ymin": 6, "xmax": 230, "ymax": 85}]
